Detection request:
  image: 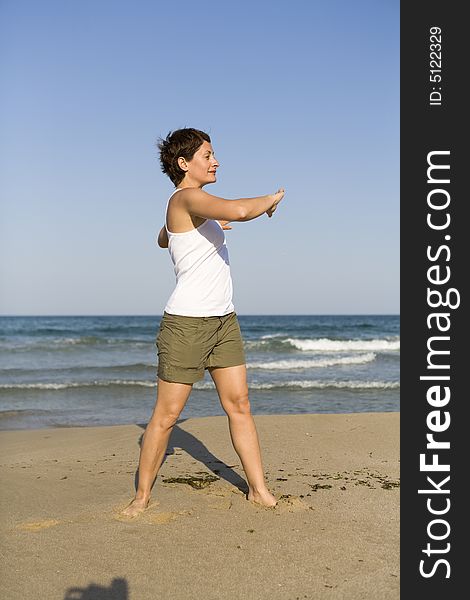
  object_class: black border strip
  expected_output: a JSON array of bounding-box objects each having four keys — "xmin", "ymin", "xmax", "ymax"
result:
[{"xmin": 400, "ymin": 2, "xmax": 466, "ymax": 595}]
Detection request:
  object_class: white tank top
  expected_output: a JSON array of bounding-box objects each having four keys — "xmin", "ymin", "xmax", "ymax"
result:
[{"xmin": 160, "ymin": 188, "xmax": 235, "ymax": 317}]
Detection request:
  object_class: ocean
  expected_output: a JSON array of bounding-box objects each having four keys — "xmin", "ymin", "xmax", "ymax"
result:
[{"xmin": 0, "ymin": 315, "xmax": 399, "ymax": 430}]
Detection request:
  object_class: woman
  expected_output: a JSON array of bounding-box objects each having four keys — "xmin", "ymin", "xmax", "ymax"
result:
[{"xmin": 122, "ymin": 128, "xmax": 284, "ymax": 517}]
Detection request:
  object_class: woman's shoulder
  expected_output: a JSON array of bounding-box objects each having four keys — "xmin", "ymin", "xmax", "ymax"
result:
[{"xmin": 168, "ymin": 187, "xmax": 196, "ymax": 205}]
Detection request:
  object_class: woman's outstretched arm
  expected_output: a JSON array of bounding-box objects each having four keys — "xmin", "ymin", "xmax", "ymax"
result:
[{"xmin": 177, "ymin": 188, "xmax": 285, "ymax": 222}]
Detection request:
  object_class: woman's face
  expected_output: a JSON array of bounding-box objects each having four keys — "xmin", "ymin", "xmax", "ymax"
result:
[{"xmin": 181, "ymin": 140, "xmax": 219, "ymax": 187}]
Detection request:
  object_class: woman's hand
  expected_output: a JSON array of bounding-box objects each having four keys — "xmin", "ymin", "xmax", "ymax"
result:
[
  {"xmin": 158, "ymin": 225, "xmax": 169, "ymax": 248},
  {"xmin": 218, "ymin": 220, "xmax": 232, "ymax": 230},
  {"xmin": 266, "ymin": 188, "xmax": 285, "ymax": 218}
]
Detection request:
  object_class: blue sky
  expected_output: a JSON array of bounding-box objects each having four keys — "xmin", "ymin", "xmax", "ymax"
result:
[{"xmin": 0, "ymin": 0, "xmax": 399, "ymax": 315}]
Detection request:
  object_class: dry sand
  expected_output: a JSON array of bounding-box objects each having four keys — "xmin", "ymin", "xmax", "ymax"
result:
[{"xmin": 0, "ymin": 412, "xmax": 399, "ymax": 599}]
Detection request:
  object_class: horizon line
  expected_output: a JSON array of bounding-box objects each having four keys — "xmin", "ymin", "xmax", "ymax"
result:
[{"xmin": 0, "ymin": 313, "xmax": 400, "ymax": 317}]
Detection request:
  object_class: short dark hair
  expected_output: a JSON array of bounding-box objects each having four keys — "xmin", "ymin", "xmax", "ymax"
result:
[{"xmin": 157, "ymin": 128, "xmax": 211, "ymax": 186}]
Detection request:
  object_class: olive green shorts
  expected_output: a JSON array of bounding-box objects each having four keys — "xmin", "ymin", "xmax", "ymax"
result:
[{"xmin": 156, "ymin": 311, "xmax": 246, "ymax": 384}]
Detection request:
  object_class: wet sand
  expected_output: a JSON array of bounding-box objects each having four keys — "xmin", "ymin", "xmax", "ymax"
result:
[{"xmin": 0, "ymin": 412, "xmax": 399, "ymax": 599}]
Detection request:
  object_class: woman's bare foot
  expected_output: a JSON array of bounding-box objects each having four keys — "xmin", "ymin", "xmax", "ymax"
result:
[
  {"xmin": 247, "ymin": 488, "xmax": 277, "ymax": 508},
  {"xmin": 121, "ymin": 496, "xmax": 150, "ymax": 518}
]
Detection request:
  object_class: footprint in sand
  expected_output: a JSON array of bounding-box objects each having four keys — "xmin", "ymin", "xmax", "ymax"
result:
[
  {"xmin": 205, "ymin": 487, "xmax": 235, "ymax": 510},
  {"xmin": 16, "ymin": 519, "xmax": 61, "ymax": 532},
  {"xmin": 114, "ymin": 502, "xmax": 193, "ymax": 525},
  {"xmin": 274, "ymin": 495, "xmax": 312, "ymax": 513},
  {"xmin": 208, "ymin": 497, "xmax": 233, "ymax": 510},
  {"xmin": 146, "ymin": 510, "xmax": 193, "ymax": 525}
]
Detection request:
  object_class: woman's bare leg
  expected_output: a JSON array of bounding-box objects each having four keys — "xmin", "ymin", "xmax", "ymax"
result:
[
  {"xmin": 121, "ymin": 378, "xmax": 193, "ymax": 516},
  {"xmin": 209, "ymin": 364, "xmax": 277, "ymax": 507}
]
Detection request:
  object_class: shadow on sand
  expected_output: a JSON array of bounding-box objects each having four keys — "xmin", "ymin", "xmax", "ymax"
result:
[
  {"xmin": 131, "ymin": 418, "xmax": 248, "ymax": 496},
  {"xmin": 63, "ymin": 577, "xmax": 128, "ymax": 600}
]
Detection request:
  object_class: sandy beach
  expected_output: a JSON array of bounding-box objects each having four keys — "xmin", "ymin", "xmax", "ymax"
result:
[{"xmin": 0, "ymin": 412, "xmax": 399, "ymax": 599}]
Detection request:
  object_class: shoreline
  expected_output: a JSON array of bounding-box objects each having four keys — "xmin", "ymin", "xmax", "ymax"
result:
[
  {"xmin": 0, "ymin": 407, "xmax": 400, "ymax": 432},
  {"xmin": 1, "ymin": 411, "xmax": 399, "ymax": 599}
]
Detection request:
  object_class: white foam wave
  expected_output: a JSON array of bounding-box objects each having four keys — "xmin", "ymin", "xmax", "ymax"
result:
[
  {"xmin": 59, "ymin": 337, "xmax": 82, "ymax": 345},
  {"xmin": 0, "ymin": 380, "xmax": 157, "ymax": 390},
  {"xmin": 247, "ymin": 353, "xmax": 376, "ymax": 370},
  {"xmin": 284, "ymin": 338, "xmax": 400, "ymax": 352},
  {"xmin": 259, "ymin": 333, "xmax": 287, "ymax": 339},
  {"xmin": 0, "ymin": 378, "xmax": 400, "ymax": 391},
  {"xmin": 194, "ymin": 379, "xmax": 399, "ymax": 390}
]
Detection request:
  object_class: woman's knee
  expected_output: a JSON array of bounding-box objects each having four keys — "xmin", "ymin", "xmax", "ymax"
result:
[
  {"xmin": 150, "ymin": 409, "xmax": 180, "ymax": 430},
  {"xmin": 223, "ymin": 392, "xmax": 251, "ymax": 416}
]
